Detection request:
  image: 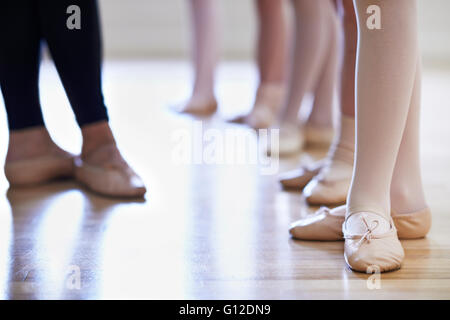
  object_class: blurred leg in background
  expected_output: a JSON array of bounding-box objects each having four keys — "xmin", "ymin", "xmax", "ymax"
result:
[
  {"xmin": 281, "ymin": 0, "xmax": 356, "ymax": 205},
  {"xmin": 230, "ymin": 0, "xmax": 288, "ymax": 129},
  {"xmin": 272, "ymin": 0, "xmax": 339, "ymax": 156},
  {"xmin": 0, "ymin": 0, "xmax": 146, "ymax": 198},
  {"xmin": 178, "ymin": 0, "xmax": 219, "ymax": 115}
]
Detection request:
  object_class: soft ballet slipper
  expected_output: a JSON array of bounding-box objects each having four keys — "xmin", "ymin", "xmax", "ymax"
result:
[
  {"xmin": 229, "ymin": 84, "xmax": 285, "ymax": 129},
  {"xmin": 303, "ymin": 160, "xmax": 352, "ymax": 205},
  {"xmin": 74, "ymin": 145, "xmax": 146, "ymax": 198},
  {"xmin": 289, "ymin": 206, "xmax": 346, "ymax": 241},
  {"xmin": 391, "ymin": 207, "xmax": 432, "ymax": 239},
  {"xmin": 4, "ymin": 153, "xmax": 74, "ymax": 186},
  {"xmin": 343, "ymin": 211, "xmax": 404, "ymax": 273},
  {"xmin": 289, "ymin": 205, "xmax": 432, "ymax": 241},
  {"xmin": 279, "ymin": 161, "xmax": 324, "ymax": 190},
  {"xmin": 304, "ymin": 123, "xmax": 335, "ymax": 148}
]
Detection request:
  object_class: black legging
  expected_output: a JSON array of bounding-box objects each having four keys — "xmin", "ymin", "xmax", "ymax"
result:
[{"xmin": 0, "ymin": 0, "xmax": 109, "ymax": 131}]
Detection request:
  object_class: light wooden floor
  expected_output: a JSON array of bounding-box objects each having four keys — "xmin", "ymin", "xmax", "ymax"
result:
[{"xmin": 0, "ymin": 61, "xmax": 450, "ymax": 300}]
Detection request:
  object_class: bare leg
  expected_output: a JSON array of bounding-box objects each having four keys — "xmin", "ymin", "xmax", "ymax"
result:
[
  {"xmin": 256, "ymin": 0, "xmax": 287, "ymax": 85},
  {"xmin": 229, "ymin": 0, "xmax": 287, "ymax": 128},
  {"xmin": 179, "ymin": 0, "xmax": 219, "ymax": 115},
  {"xmin": 307, "ymin": 0, "xmax": 340, "ymax": 128},
  {"xmin": 279, "ymin": 0, "xmax": 335, "ymax": 126},
  {"xmin": 271, "ymin": 0, "xmax": 338, "ymax": 155}
]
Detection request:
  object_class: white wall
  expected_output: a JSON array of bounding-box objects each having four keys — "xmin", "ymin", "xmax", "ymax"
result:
[{"xmin": 98, "ymin": 0, "xmax": 450, "ymax": 65}]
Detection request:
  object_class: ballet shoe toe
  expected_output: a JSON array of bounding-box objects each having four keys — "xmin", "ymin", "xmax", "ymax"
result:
[
  {"xmin": 344, "ymin": 237, "xmax": 404, "ymax": 273},
  {"xmin": 289, "ymin": 206, "xmax": 345, "ymax": 241},
  {"xmin": 343, "ymin": 212, "xmax": 404, "ymax": 273},
  {"xmin": 279, "ymin": 165, "xmax": 322, "ymax": 190}
]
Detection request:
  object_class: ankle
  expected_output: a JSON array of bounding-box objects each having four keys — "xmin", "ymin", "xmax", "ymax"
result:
[
  {"xmin": 347, "ymin": 187, "xmax": 390, "ymax": 219},
  {"xmin": 81, "ymin": 121, "xmax": 116, "ymax": 158}
]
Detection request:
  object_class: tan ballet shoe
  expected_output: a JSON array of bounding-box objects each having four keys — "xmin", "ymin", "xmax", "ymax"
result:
[
  {"xmin": 343, "ymin": 212, "xmax": 404, "ymax": 273},
  {"xmin": 266, "ymin": 123, "xmax": 304, "ymax": 156},
  {"xmin": 391, "ymin": 207, "xmax": 432, "ymax": 239},
  {"xmin": 304, "ymin": 124, "xmax": 335, "ymax": 148},
  {"xmin": 289, "ymin": 205, "xmax": 432, "ymax": 241},
  {"xmin": 74, "ymin": 145, "xmax": 146, "ymax": 198},
  {"xmin": 4, "ymin": 154, "xmax": 74, "ymax": 186},
  {"xmin": 289, "ymin": 206, "xmax": 345, "ymax": 241},
  {"xmin": 303, "ymin": 178, "xmax": 350, "ymax": 205},
  {"xmin": 303, "ymin": 160, "xmax": 353, "ymax": 205},
  {"xmin": 279, "ymin": 162, "xmax": 323, "ymax": 190},
  {"xmin": 229, "ymin": 84, "xmax": 285, "ymax": 129}
]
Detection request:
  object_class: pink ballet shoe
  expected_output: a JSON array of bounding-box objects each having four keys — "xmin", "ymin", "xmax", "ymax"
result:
[
  {"xmin": 303, "ymin": 175, "xmax": 351, "ymax": 206},
  {"xmin": 289, "ymin": 206, "xmax": 346, "ymax": 241},
  {"xmin": 391, "ymin": 207, "xmax": 432, "ymax": 239},
  {"xmin": 74, "ymin": 145, "xmax": 146, "ymax": 198},
  {"xmin": 279, "ymin": 162, "xmax": 323, "ymax": 190},
  {"xmin": 304, "ymin": 124, "xmax": 335, "ymax": 148},
  {"xmin": 4, "ymin": 153, "xmax": 75, "ymax": 186},
  {"xmin": 229, "ymin": 84, "xmax": 285, "ymax": 129},
  {"xmin": 289, "ymin": 205, "xmax": 432, "ymax": 241},
  {"xmin": 343, "ymin": 212, "xmax": 404, "ymax": 273}
]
